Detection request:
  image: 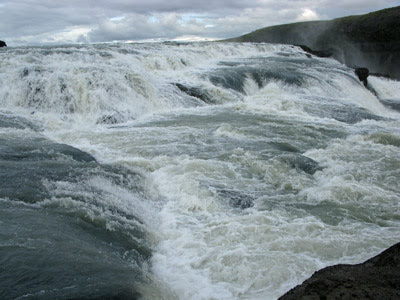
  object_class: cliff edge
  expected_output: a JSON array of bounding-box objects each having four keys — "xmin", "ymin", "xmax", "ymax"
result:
[{"xmin": 226, "ymin": 6, "xmax": 400, "ymax": 79}]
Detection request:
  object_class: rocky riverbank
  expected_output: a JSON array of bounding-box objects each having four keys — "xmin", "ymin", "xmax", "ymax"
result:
[{"xmin": 278, "ymin": 242, "xmax": 400, "ymax": 300}]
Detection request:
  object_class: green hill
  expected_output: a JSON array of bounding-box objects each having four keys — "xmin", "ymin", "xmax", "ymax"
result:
[{"xmin": 226, "ymin": 6, "xmax": 400, "ymax": 79}]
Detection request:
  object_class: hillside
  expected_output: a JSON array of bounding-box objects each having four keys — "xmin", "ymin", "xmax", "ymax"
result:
[{"xmin": 226, "ymin": 6, "xmax": 400, "ymax": 79}]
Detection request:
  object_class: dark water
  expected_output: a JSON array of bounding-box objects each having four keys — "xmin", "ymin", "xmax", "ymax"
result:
[{"xmin": 0, "ymin": 115, "xmax": 155, "ymax": 299}]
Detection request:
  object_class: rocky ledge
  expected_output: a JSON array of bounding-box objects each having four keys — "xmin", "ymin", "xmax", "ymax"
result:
[{"xmin": 278, "ymin": 242, "xmax": 400, "ymax": 300}]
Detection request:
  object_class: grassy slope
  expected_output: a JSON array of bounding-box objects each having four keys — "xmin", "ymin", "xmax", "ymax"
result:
[
  {"xmin": 227, "ymin": 6, "xmax": 400, "ymax": 44},
  {"xmin": 225, "ymin": 6, "xmax": 400, "ymax": 78}
]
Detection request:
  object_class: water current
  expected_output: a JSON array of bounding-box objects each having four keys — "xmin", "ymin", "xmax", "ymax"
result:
[{"xmin": 0, "ymin": 42, "xmax": 399, "ymax": 299}]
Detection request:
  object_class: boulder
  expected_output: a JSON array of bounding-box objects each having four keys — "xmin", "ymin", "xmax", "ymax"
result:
[
  {"xmin": 0, "ymin": 40, "xmax": 7, "ymax": 47},
  {"xmin": 279, "ymin": 242, "xmax": 400, "ymax": 300},
  {"xmin": 355, "ymin": 67, "xmax": 369, "ymax": 86}
]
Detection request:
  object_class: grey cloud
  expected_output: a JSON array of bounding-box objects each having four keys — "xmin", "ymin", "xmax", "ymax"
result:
[
  {"xmin": 93, "ymin": 0, "xmax": 262, "ymax": 13},
  {"xmin": 0, "ymin": 0, "xmax": 398, "ymax": 45},
  {"xmin": 86, "ymin": 5, "xmax": 322, "ymax": 43},
  {"xmin": 88, "ymin": 13, "xmax": 211, "ymax": 42},
  {"xmin": 0, "ymin": 1, "xmax": 93, "ymax": 37}
]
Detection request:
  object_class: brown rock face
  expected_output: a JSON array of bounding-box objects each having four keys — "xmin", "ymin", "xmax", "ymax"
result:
[{"xmin": 278, "ymin": 242, "xmax": 400, "ymax": 300}]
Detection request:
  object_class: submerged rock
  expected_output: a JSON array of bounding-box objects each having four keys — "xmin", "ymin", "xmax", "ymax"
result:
[
  {"xmin": 96, "ymin": 113, "xmax": 124, "ymax": 125},
  {"xmin": 217, "ymin": 189, "xmax": 254, "ymax": 209},
  {"xmin": 379, "ymin": 98, "xmax": 400, "ymax": 112},
  {"xmin": 279, "ymin": 242, "xmax": 400, "ymax": 300},
  {"xmin": 0, "ymin": 40, "xmax": 6, "ymax": 47},
  {"xmin": 0, "ymin": 135, "xmax": 96, "ymax": 203},
  {"xmin": 281, "ymin": 154, "xmax": 323, "ymax": 175}
]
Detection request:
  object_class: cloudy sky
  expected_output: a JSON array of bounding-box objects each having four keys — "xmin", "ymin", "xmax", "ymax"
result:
[{"xmin": 0, "ymin": 0, "xmax": 398, "ymax": 45}]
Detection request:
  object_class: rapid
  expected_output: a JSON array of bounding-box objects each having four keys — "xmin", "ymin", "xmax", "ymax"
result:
[{"xmin": 0, "ymin": 42, "xmax": 399, "ymax": 300}]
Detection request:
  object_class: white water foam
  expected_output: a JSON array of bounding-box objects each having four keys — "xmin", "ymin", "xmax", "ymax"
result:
[
  {"xmin": 2, "ymin": 42, "xmax": 399, "ymax": 300},
  {"xmin": 0, "ymin": 43, "xmax": 291, "ymax": 124},
  {"xmin": 149, "ymin": 154, "xmax": 398, "ymax": 299},
  {"xmin": 369, "ymin": 76, "xmax": 400, "ymax": 100}
]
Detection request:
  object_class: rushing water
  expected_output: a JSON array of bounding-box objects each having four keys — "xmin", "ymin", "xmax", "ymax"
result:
[{"xmin": 0, "ymin": 42, "xmax": 399, "ymax": 300}]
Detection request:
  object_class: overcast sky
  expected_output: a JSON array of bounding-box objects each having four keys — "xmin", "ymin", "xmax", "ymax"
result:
[{"xmin": 0, "ymin": 0, "xmax": 398, "ymax": 45}]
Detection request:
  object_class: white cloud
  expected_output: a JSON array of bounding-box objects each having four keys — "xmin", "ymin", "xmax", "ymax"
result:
[{"xmin": 296, "ymin": 8, "xmax": 320, "ymax": 21}]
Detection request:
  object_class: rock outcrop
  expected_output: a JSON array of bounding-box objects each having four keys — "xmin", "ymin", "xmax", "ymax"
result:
[
  {"xmin": 355, "ymin": 67, "xmax": 369, "ymax": 86},
  {"xmin": 0, "ymin": 40, "xmax": 7, "ymax": 47},
  {"xmin": 226, "ymin": 6, "xmax": 400, "ymax": 80},
  {"xmin": 175, "ymin": 83, "xmax": 215, "ymax": 104},
  {"xmin": 297, "ymin": 45, "xmax": 333, "ymax": 58},
  {"xmin": 278, "ymin": 242, "xmax": 400, "ymax": 300}
]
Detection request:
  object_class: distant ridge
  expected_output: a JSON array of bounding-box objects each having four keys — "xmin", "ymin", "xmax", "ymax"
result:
[{"xmin": 225, "ymin": 6, "xmax": 400, "ymax": 79}]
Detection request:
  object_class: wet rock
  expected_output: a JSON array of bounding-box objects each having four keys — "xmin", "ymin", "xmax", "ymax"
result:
[
  {"xmin": 297, "ymin": 45, "xmax": 333, "ymax": 58},
  {"xmin": 270, "ymin": 142, "xmax": 300, "ymax": 153},
  {"xmin": 0, "ymin": 40, "xmax": 6, "ymax": 47},
  {"xmin": 281, "ymin": 154, "xmax": 323, "ymax": 175},
  {"xmin": 279, "ymin": 242, "xmax": 400, "ymax": 300},
  {"xmin": 217, "ymin": 189, "xmax": 254, "ymax": 209},
  {"xmin": 97, "ymin": 115, "xmax": 119, "ymax": 125},
  {"xmin": 96, "ymin": 113, "xmax": 124, "ymax": 125},
  {"xmin": 355, "ymin": 67, "xmax": 369, "ymax": 86},
  {"xmin": 175, "ymin": 83, "xmax": 215, "ymax": 104}
]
